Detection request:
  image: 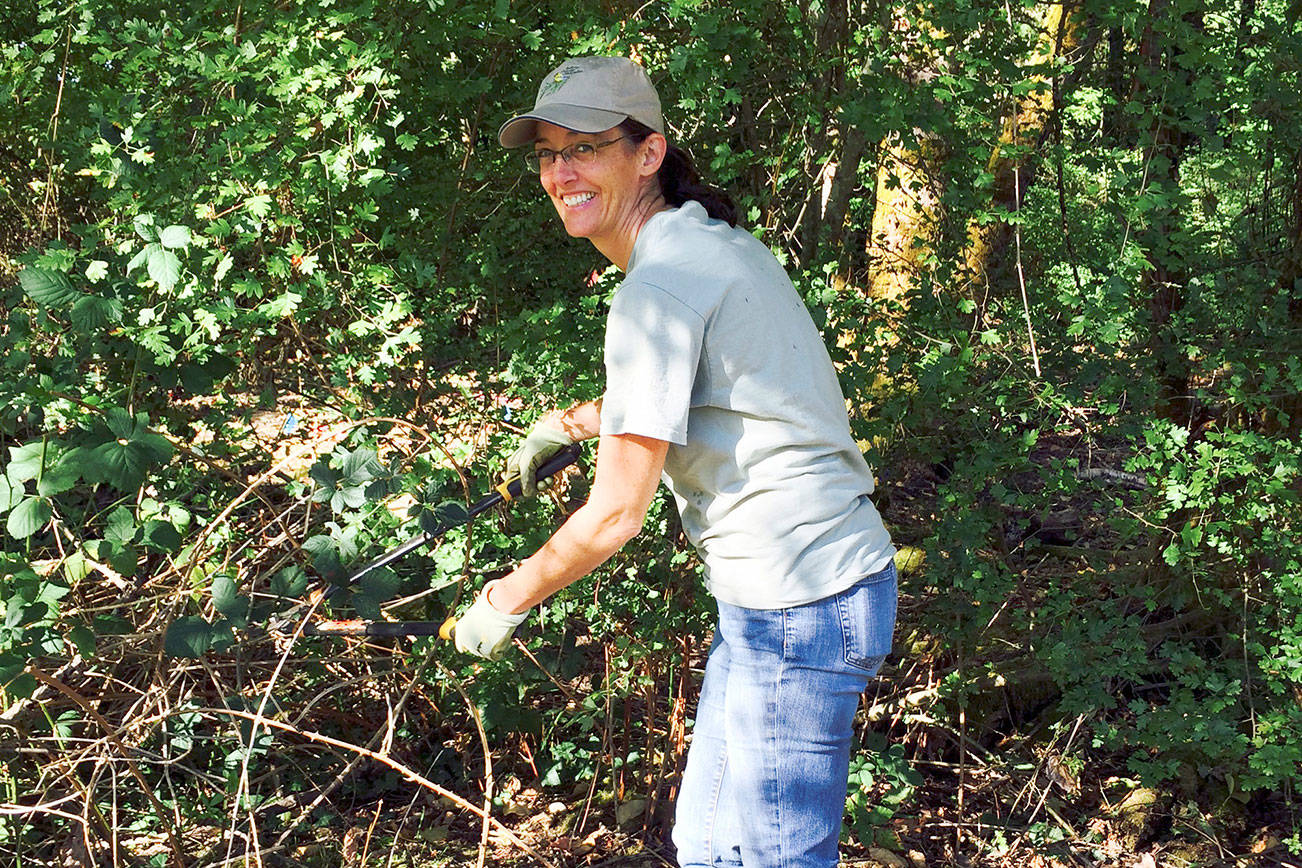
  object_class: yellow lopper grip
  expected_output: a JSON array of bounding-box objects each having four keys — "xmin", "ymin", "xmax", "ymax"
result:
[{"xmin": 438, "ymin": 616, "xmax": 457, "ymax": 641}]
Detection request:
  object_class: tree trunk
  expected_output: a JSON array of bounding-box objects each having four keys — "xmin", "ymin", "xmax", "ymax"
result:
[
  {"xmin": 1135, "ymin": 0, "xmax": 1202, "ymax": 425},
  {"xmin": 802, "ymin": 126, "xmax": 870, "ymax": 269},
  {"xmin": 865, "ymin": 133, "xmax": 945, "ymax": 304},
  {"xmin": 959, "ymin": 2, "xmax": 1083, "ymax": 306},
  {"xmin": 794, "ymin": 0, "xmax": 864, "ymax": 270},
  {"xmin": 1280, "ymin": 147, "xmax": 1302, "ymax": 433}
]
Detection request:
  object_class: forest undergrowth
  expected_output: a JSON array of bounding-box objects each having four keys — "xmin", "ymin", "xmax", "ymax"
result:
[{"xmin": 4, "ymin": 0, "xmax": 1302, "ymax": 866}]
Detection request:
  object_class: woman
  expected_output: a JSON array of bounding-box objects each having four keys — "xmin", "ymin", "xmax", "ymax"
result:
[{"xmin": 452, "ymin": 55, "xmax": 898, "ymax": 868}]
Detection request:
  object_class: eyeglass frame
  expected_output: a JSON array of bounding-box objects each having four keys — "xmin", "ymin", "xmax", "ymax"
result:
[{"xmin": 524, "ymin": 135, "xmax": 632, "ymax": 173}]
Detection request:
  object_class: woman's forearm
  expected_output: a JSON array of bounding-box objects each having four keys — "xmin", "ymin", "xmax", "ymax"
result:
[{"xmin": 486, "ymin": 429, "xmax": 668, "ymax": 615}]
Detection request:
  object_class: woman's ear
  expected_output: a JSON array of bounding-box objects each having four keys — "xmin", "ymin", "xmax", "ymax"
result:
[{"xmin": 639, "ymin": 133, "xmax": 668, "ymax": 178}]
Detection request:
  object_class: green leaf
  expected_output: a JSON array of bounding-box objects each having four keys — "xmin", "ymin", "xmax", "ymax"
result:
[
  {"xmin": 63, "ymin": 550, "xmax": 90, "ymax": 584},
  {"xmin": 71, "ymin": 295, "xmax": 124, "ymax": 331},
  {"xmin": 421, "ymin": 500, "xmax": 470, "ymax": 536},
  {"xmin": 0, "ymin": 476, "xmax": 20, "ymax": 515},
  {"xmin": 1, "ymin": 671, "xmax": 38, "ymax": 700},
  {"xmin": 19, "ymin": 266, "xmax": 78, "ymax": 306},
  {"xmin": 36, "ymin": 455, "xmax": 79, "ymax": 497},
  {"xmin": 82, "ymin": 410, "xmax": 174, "ymax": 491},
  {"xmin": 303, "ymin": 534, "xmax": 344, "ymax": 580},
  {"xmin": 341, "ymin": 447, "xmax": 381, "ymax": 483},
  {"xmin": 105, "ymin": 506, "xmax": 137, "ymax": 546},
  {"xmin": 68, "ymin": 624, "xmax": 96, "ymax": 657},
  {"xmin": 359, "ymin": 566, "xmax": 400, "ymax": 602},
  {"xmin": 353, "ymin": 592, "xmax": 382, "ymax": 620},
  {"xmin": 126, "ymin": 245, "xmax": 149, "ymax": 275},
  {"xmin": 211, "ymin": 574, "xmax": 249, "ymax": 624},
  {"xmin": 179, "ymin": 354, "xmax": 236, "ymax": 393},
  {"xmin": 85, "ymin": 260, "xmax": 109, "ymax": 283},
  {"xmin": 142, "ymin": 519, "xmax": 182, "ymax": 553},
  {"xmin": 270, "ymin": 565, "xmax": 308, "ymax": 599},
  {"xmin": 133, "ymin": 214, "xmax": 157, "ymax": 242},
  {"xmin": 245, "ymin": 194, "xmax": 272, "ymax": 219},
  {"xmin": 6, "ymin": 441, "xmax": 50, "ymax": 484},
  {"xmin": 6, "ymin": 497, "xmax": 51, "ymax": 539},
  {"xmin": 309, "ymin": 460, "xmax": 341, "ymax": 489},
  {"xmin": 147, "ymin": 246, "xmax": 182, "ymax": 292},
  {"xmin": 163, "ymin": 616, "xmax": 214, "ymax": 658},
  {"xmin": 158, "ymin": 225, "xmax": 192, "ymax": 249}
]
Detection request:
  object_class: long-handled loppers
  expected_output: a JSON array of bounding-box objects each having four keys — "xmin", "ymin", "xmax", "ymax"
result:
[{"xmin": 301, "ymin": 442, "xmax": 582, "ymax": 639}]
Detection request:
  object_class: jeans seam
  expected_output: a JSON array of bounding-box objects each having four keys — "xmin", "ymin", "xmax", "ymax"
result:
[
  {"xmin": 777, "ymin": 607, "xmax": 791, "ymax": 868},
  {"xmin": 704, "ymin": 746, "xmax": 727, "ymax": 865}
]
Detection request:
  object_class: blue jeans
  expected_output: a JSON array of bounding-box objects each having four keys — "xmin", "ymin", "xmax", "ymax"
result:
[{"xmin": 672, "ymin": 563, "xmax": 897, "ymax": 868}]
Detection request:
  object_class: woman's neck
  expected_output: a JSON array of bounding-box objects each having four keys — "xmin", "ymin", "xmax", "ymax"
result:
[{"xmin": 597, "ymin": 188, "xmax": 669, "ymax": 271}]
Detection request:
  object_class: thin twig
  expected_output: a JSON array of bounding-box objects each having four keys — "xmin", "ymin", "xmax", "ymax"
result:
[
  {"xmin": 194, "ymin": 707, "xmax": 558, "ymax": 868},
  {"xmin": 26, "ymin": 665, "xmax": 190, "ymax": 868}
]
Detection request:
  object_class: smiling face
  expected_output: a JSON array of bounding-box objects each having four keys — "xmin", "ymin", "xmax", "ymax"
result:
[{"xmin": 533, "ymin": 121, "xmax": 667, "ymax": 270}]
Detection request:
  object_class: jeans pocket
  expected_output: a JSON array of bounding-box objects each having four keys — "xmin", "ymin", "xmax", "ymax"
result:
[{"xmin": 836, "ymin": 563, "xmax": 898, "ymax": 673}]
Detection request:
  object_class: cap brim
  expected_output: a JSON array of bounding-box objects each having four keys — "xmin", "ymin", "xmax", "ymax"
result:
[{"xmin": 498, "ymin": 104, "xmax": 630, "ymax": 148}]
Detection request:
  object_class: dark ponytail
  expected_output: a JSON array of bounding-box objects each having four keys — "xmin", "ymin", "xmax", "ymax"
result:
[{"xmin": 620, "ymin": 119, "xmax": 739, "ymax": 227}]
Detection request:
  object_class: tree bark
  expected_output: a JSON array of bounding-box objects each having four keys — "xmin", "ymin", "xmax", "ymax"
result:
[{"xmin": 865, "ymin": 133, "xmax": 945, "ymax": 304}]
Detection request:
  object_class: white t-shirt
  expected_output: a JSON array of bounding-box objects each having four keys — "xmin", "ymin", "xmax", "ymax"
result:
[{"xmin": 599, "ymin": 202, "xmax": 896, "ymax": 608}]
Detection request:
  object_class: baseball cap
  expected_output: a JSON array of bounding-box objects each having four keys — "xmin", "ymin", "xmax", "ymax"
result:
[{"xmin": 498, "ymin": 56, "xmax": 664, "ymax": 148}]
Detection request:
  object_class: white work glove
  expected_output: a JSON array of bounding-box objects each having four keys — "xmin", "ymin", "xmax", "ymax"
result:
[
  {"xmin": 504, "ymin": 422, "xmax": 574, "ymax": 497},
  {"xmin": 453, "ymin": 583, "xmax": 529, "ymax": 661}
]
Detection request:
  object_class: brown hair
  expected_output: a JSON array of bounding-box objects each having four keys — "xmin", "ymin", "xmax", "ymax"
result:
[{"xmin": 619, "ymin": 119, "xmax": 738, "ymax": 227}]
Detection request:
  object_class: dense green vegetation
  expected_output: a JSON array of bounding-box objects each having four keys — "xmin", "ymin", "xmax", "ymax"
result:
[{"xmin": 1, "ymin": 0, "xmax": 1299, "ymax": 864}]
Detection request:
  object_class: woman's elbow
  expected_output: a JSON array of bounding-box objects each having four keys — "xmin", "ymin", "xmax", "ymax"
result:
[{"xmin": 587, "ymin": 506, "xmax": 646, "ymax": 552}]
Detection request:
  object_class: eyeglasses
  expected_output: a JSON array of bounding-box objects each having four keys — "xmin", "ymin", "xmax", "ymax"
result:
[{"xmin": 524, "ymin": 136, "xmax": 631, "ymax": 172}]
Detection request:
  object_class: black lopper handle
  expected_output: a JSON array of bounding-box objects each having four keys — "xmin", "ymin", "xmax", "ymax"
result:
[
  {"xmin": 486, "ymin": 441, "xmax": 584, "ymax": 508},
  {"xmin": 341, "ymin": 442, "xmax": 584, "ymax": 584}
]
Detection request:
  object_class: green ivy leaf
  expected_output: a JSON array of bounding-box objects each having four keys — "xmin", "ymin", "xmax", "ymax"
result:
[
  {"xmin": 6, "ymin": 497, "xmax": 51, "ymax": 539},
  {"xmin": 19, "ymin": 266, "xmax": 78, "ymax": 307}
]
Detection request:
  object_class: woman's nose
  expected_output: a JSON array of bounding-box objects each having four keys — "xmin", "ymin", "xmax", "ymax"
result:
[{"xmin": 550, "ymin": 156, "xmax": 580, "ymax": 182}]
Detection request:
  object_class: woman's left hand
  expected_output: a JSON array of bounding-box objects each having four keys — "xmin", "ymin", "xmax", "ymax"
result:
[{"xmin": 452, "ymin": 583, "xmax": 529, "ymax": 660}]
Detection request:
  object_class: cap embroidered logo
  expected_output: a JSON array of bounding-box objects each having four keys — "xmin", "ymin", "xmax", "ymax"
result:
[{"xmin": 539, "ymin": 65, "xmax": 583, "ymax": 98}]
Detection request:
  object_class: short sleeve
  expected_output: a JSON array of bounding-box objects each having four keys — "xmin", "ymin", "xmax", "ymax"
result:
[{"xmin": 599, "ymin": 280, "xmax": 706, "ymax": 445}]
